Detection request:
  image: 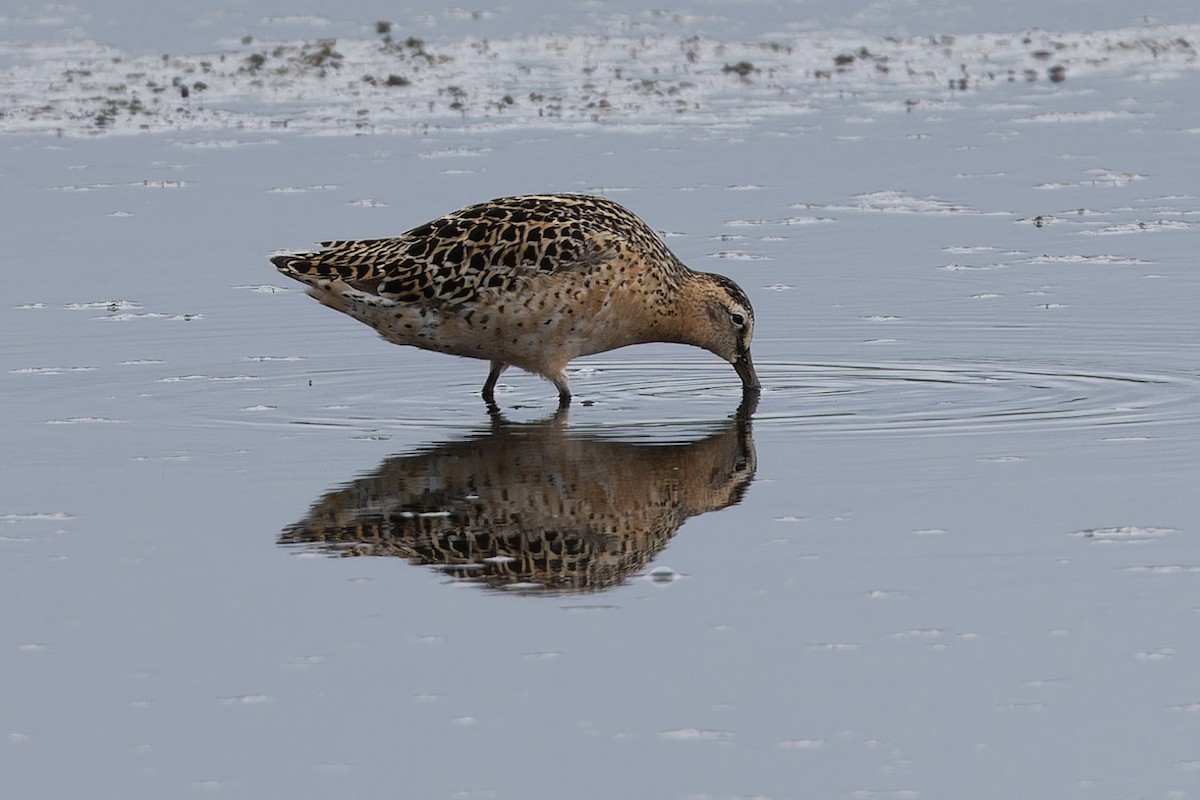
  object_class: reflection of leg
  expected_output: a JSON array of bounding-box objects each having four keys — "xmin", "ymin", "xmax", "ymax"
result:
[
  {"xmin": 482, "ymin": 361, "xmax": 508, "ymax": 403},
  {"xmin": 486, "ymin": 401, "xmax": 570, "ymax": 427}
]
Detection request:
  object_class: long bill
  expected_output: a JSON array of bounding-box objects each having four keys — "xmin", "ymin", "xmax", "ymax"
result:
[{"xmin": 734, "ymin": 351, "xmax": 761, "ymax": 392}]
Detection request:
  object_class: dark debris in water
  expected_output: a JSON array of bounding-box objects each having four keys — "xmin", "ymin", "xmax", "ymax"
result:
[
  {"xmin": 722, "ymin": 61, "xmax": 756, "ymax": 78},
  {"xmin": 2, "ymin": 25, "xmax": 1197, "ymax": 134}
]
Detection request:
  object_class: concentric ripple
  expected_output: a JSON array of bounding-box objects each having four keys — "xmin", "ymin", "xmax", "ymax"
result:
[
  {"xmin": 221, "ymin": 357, "xmax": 1200, "ymax": 439},
  {"xmin": 573, "ymin": 359, "xmax": 1200, "ymax": 436}
]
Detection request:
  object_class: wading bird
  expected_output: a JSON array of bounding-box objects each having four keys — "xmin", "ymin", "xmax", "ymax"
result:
[{"xmin": 272, "ymin": 193, "xmax": 759, "ymax": 405}]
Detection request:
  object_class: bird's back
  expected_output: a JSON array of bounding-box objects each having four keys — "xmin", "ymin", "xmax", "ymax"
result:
[{"xmin": 271, "ymin": 193, "xmax": 685, "ymax": 306}]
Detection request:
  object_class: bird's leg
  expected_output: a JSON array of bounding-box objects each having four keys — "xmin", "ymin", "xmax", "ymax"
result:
[
  {"xmin": 482, "ymin": 361, "xmax": 508, "ymax": 404},
  {"xmin": 550, "ymin": 371, "xmax": 572, "ymax": 408}
]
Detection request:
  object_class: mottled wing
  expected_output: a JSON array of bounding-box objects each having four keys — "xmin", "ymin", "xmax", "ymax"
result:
[{"xmin": 271, "ymin": 195, "xmax": 627, "ymax": 306}]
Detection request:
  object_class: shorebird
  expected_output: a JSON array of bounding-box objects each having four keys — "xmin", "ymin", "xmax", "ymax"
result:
[{"xmin": 271, "ymin": 193, "xmax": 759, "ymax": 405}]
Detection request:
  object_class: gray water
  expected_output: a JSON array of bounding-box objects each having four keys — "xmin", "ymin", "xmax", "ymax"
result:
[{"xmin": 3, "ymin": 2, "xmax": 1200, "ymax": 798}]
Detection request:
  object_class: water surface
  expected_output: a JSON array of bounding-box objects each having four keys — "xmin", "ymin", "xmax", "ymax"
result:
[{"xmin": 3, "ymin": 4, "xmax": 1200, "ymax": 799}]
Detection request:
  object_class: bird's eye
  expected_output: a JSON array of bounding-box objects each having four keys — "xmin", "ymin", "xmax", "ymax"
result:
[{"xmin": 730, "ymin": 312, "xmax": 745, "ymax": 327}]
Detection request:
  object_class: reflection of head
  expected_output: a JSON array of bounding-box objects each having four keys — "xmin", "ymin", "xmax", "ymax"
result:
[{"xmin": 279, "ymin": 404, "xmax": 756, "ymax": 593}]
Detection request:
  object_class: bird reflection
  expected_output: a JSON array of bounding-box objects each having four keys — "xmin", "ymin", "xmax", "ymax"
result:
[{"xmin": 279, "ymin": 398, "xmax": 757, "ymax": 593}]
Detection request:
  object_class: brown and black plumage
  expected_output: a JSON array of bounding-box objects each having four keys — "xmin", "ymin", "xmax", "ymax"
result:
[
  {"xmin": 278, "ymin": 403, "xmax": 756, "ymax": 592},
  {"xmin": 271, "ymin": 193, "xmax": 759, "ymax": 405}
]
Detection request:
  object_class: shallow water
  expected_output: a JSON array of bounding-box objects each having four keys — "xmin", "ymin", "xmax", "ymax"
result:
[{"xmin": 3, "ymin": 4, "xmax": 1200, "ymax": 799}]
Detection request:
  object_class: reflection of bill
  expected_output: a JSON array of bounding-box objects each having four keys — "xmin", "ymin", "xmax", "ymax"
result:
[{"xmin": 279, "ymin": 399, "xmax": 756, "ymax": 593}]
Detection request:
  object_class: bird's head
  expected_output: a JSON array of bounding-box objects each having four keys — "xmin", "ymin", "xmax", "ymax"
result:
[{"xmin": 685, "ymin": 272, "xmax": 760, "ymax": 393}]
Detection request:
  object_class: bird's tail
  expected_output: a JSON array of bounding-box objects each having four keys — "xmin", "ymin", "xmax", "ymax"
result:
[{"xmin": 270, "ymin": 251, "xmax": 320, "ymax": 282}]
